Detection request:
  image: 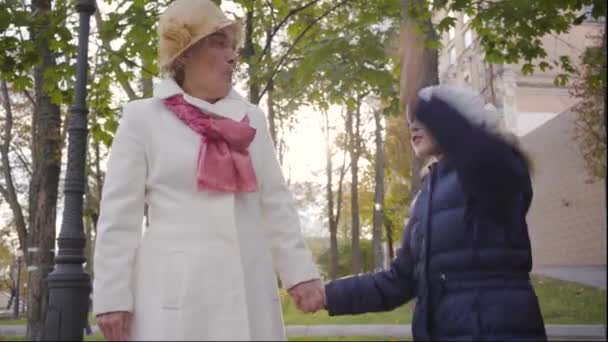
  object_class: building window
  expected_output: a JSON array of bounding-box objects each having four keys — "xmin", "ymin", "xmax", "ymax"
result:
[
  {"xmin": 464, "ymin": 29, "xmax": 473, "ymax": 48},
  {"xmin": 584, "ymin": 5, "xmax": 606, "ymax": 22},
  {"xmin": 449, "ymin": 46, "xmax": 457, "ymax": 65}
]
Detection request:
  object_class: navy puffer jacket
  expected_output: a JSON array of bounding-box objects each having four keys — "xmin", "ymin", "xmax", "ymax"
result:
[{"xmin": 325, "ymin": 94, "xmax": 547, "ymax": 341}]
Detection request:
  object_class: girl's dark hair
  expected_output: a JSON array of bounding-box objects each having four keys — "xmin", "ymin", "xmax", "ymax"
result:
[
  {"xmin": 497, "ymin": 130, "xmax": 535, "ymax": 176},
  {"xmin": 417, "ymin": 130, "xmax": 534, "ymax": 179}
]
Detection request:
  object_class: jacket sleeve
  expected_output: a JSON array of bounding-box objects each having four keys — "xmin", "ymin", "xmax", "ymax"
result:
[
  {"xmin": 325, "ymin": 220, "xmax": 417, "ymax": 315},
  {"xmin": 415, "ymin": 95, "xmax": 530, "ymax": 217},
  {"xmin": 93, "ymin": 103, "xmax": 147, "ymax": 315},
  {"xmin": 254, "ymin": 107, "xmax": 320, "ymax": 290}
]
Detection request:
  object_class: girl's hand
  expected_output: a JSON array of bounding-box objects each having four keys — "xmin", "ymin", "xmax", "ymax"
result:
[{"xmin": 400, "ymin": 21, "xmax": 426, "ymax": 122}]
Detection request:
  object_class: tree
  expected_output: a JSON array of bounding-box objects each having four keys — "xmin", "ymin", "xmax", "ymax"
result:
[
  {"xmin": 235, "ymin": 0, "xmax": 357, "ymax": 153},
  {"xmin": 0, "ymin": 240, "xmax": 15, "ymax": 303},
  {"xmin": 0, "ymin": 81, "xmax": 31, "ymax": 319},
  {"xmin": 383, "ymin": 115, "xmax": 415, "ymax": 257},
  {"xmin": 1, "ymin": 0, "xmax": 78, "ymax": 337},
  {"xmin": 406, "ymin": 0, "xmax": 605, "ymax": 85},
  {"xmin": 570, "ymin": 29, "xmax": 606, "ymax": 181},
  {"xmin": 289, "ymin": 0, "xmax": 400, "ymax": 274},
  {"xmin": 25, "ymin": 0, "xmax": 70, "ymax": 338},
  {"xmin": 316, "ymin": 236, "xmax": 375, "ymax": 279},
  {"xmin": 0, "ymin": 81, "xmax": 29, "ymax": 264},
  {"xmin": 320, "ymin": 107, "xmax": 349, "ymax": 280},
  {"xmin": 347, "ymin": 97, "xmax": 363, "ymax": 274},
  {"xmin": 371, "ymin": 106, "xmax": 385, "ymax": 270}
]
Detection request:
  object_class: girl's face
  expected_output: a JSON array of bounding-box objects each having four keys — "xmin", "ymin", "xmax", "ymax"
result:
[{"xmin": 408, "ymin": 119, "xmax": 441, "ymax": 159}]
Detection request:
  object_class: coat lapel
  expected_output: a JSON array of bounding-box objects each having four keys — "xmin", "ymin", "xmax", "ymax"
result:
[{"xmin": 153, "ymin": 78, "xmax": 248, "ymax": 122}]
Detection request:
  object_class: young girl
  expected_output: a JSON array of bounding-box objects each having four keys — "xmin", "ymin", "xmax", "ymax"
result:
[{"xmin": 323, "ymin": 84, "xmax": 547, "ymax": 341}]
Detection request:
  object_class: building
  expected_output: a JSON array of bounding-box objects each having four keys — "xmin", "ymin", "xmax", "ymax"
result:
[{"xmin": 432, "ymin": 7, "xmax": 606, "ymax": 284}]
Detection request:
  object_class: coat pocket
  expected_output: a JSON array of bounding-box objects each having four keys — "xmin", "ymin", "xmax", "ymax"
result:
[{"xmin": 161, "ymin": 250, "xmax": 188, "ymax": 310}]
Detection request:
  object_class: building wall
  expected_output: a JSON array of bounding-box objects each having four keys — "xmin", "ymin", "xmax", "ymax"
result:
[
  {"xmin": 520, "ymin": 111, "xmax": 607, "ymax": 267},
  {"xmin": 432, "ymin": 10, "xmax": 606, "ymax": 267},
  {"xmin": 435, "ymin": 11, "xmax": 603, "ymax": 136}
]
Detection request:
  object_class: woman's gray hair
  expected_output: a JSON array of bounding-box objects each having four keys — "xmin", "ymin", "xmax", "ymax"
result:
[{"xmin": 418, "ymin": 85, "xmax": 501, "ymax": 134}]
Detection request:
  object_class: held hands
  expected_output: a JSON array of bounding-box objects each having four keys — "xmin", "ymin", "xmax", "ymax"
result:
[
  {"xmin": 287, "ymin": 279, "xmax": 326, "ymax": 314},
  {"xmin": 97, "ymin": 311, "xmax": 132, "ymax": 341}
]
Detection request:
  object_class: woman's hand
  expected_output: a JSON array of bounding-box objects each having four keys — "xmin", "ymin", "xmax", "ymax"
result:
[
  {"xmin": 288, "ymin": 279, "xmax": 326, "ymax": 313},
  {"xmin": 97, "ymin": 311, "xmax": 132, "ymax": 341}
]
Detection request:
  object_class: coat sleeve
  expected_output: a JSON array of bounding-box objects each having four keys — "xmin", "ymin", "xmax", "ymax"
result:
[
  {"xmin": 325, "ymin": 220, "xmax": 417, "ymax": 315},
  {"xmin": 93, "ymin": 103, "xmax": 147, "ymax": 315},
  {"xmin": 415, "ymin": 95, "xmax": 530, "ymax": 217},
  {"xmin": 253, "ymin": 107, "xmax": 320, "ymax": 290}
]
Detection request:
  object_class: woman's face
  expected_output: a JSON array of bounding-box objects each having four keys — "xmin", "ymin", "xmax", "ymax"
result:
[
  {"xmin": 179, "ymin": 27, "xmax": 238, "ymax": 100},
  {"xmin": 409, "ymin": 118, "xmax": 440, "ymax": 159}
]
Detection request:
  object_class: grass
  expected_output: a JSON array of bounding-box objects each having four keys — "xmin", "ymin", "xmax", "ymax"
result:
[
  {"xmin": 0, "ymin": 333, "xmax": 107, "ymax": 341},
  {"xmin": 531, "ymin": 275, "xmax": 606, "ymax": 324},
  {"xmin": 1, "ymin": 275, "xmax": 605, "ymax": 341},
  {"xmin": 280, "ymin": 275, "xmax": 606, "ymax": 325},
  {"xmin": 289, "ymin": 336, "xmax": 408, "ymax": 341},
  {"xmin": 0, "ymin": 336, "xmax": 407, "ymax": 341},
  {"xmin": 0, "ymin": 313, "xmax": 96, "ymax": 326},
  {"xmin": 282, "ymin": 296, "xmax": 414, "ymax": 325}
]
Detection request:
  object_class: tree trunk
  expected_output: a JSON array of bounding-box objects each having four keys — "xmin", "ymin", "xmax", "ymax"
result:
[
  {"xmin": 141, "ymin": 78, "xmax": 153, "ymax": 99},
  {"xmin": 372, "ymin": 109, "xmax": 385, "ymax": 270},
  {"xmin": 265, "ymin": 28, "xmax": 278, "ymax": 148},
  {"xmin": 243, "ymin": 8, "xmax": 260, "ymax": 104},
  {"xmin": 323, "ymin": 110, "xmax": 338, "ymax": 280},
  {"xmin": 6, "ymin": 263, "xmax": 15, "ymax": 310},
  {"xmin": 602, "ymin": 30, "xmax": 606, "ymax": 142},
  {"xmin": 27, "ymin": 0, "xmax": 63, "ymax": 339},
  {"xmin": 6, "ymin": 290, "xmax": 14, "ymax": 310},
  {"xmin": 0, "ymin": 81, "xmax": 28, "ymax": 256},
  {"xmin": 347, "ymin": 103, "xmax": 362, "ymax": 274},
  {"xmin": 141, "ymin": 63, "xmax": 154, "ymax": 99},
  {"xmin": 277, "ymin": 119, "xmax": 286, "ymax": 166},
  {"xmin": 384, "ymin": 215, "xmax": 395, "ymax": 261}
]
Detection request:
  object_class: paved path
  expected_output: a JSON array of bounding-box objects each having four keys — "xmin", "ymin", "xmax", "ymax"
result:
[
  {"xmin": 533, "ymin": 266, "xmax": 607, "ymax": 289},
  {"xmin": 0, "ymin": 324, "xmax": 605, "ymax": 340}
]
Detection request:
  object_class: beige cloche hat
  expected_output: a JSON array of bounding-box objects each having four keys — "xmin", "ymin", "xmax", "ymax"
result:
[{"xmin": 158, "ymin": 0, "xmax": 241, "ymax": 71}]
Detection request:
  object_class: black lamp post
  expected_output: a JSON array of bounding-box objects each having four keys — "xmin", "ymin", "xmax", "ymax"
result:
[{"xmin": 44, "ymin": 0, "xmax": 95, "ymax": 340}]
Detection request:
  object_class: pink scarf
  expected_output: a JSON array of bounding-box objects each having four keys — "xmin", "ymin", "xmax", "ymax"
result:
[{"xmin": 163, "ymin": 94, "xmax": 258, "ymax": 193}]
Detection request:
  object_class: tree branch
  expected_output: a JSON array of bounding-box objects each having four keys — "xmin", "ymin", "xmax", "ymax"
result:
[
  {"xmin": 264, "ymin": 0, "xmax": 277, "ymax": 25},
  {"xmin": 335, "ymin": 147, "xmax": 351, "ymax": 225},
  {"xmin": 94, "ymin": 0, "xmax": 140, "ymax": 100},
  {"xmin": 10, "ymin": 144, "xmax": 32, "ymax": 177},
  {"xmin": 259, "ymin": 0, "xmax": 354, "ymax": 99},
  {"xmin": 22, "ymin": 90, "xmax": 35, "ymax": 107},
  {"xmin": 0, "ymin": 80, "xmax": 28, "ymax": 252},
  {"xmin": 550, "ymin": 34, "xmax": 584, "ymax": 54},
  {"xmin": 257, "ymin": 0, "xmax": 322, "ymax": 64}
]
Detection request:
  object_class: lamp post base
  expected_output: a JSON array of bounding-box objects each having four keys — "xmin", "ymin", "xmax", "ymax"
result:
[{"xmin": 45, "ymin": 270, "xmax": 91, "ymax": 341}]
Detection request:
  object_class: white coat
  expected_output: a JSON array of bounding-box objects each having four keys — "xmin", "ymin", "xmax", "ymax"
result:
[{"xmin": 92, "ymin": 78, "xmax": 320, "ymax": 341}]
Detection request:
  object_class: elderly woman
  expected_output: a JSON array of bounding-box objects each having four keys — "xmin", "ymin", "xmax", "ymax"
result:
[{"xmin": 92, "ymin": 0, "xmax": 324, "ymax": 340}]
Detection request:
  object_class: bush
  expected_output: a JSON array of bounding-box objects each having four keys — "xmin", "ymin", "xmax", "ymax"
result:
[{"xmin": 316, "ymin": 239, "xmax": 375, "ymax": 279}]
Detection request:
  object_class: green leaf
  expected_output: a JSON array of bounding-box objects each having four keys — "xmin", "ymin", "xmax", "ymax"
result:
[{"xmin": 521, "ymin": 63, "xmax": 534, "ymax": 75}]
